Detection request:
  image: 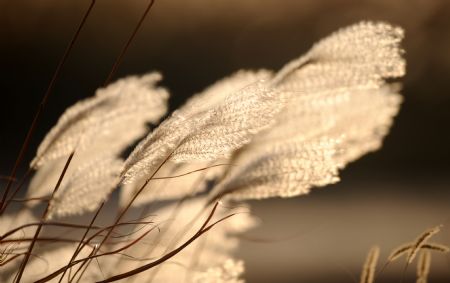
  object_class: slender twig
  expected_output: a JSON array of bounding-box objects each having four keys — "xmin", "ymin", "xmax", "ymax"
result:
[
  {"xmin": 36, "ymin": 206, "xmax": 225, "ymax": 283},
  {"xmin": 14, "ymin": 152, "xmax": 74, "ymax": 283},
  {"xmin": 141, "ymin": 165, "xmax": 210, "ymax": 283},
  {"xmin": 58, "ymin": 202, "xmax": 104, "ymax": 283},
  {"xmin": 72, "ymin": 245, "xmax": 99, "ymax": 283},
  {"xmin": 65, "ymin": 2, "xmax": 157, "ymax": 279},
  {"xmin": 0, "ymin": 175, "xmax": 17, "ymax": 182},
  {"xmin": 94, "ymin": 256, "xmax": 106, "ymax": 281},
  {"xmin": 97, "ymin": 203, "xmax": 233, "ymax": 282},
  {"xmin": 0, "ymin": 221, "xmax": 154, "ymax": 247},
  {"xmin": 103, "ymin": 0, "xmax": 156, "ymax": 86},
  {"xmin": 66, "ymin": 221, "xmax": 155, "ymax": 255},
  {"xmin": 0, "ymin": 251, "xmax": 48, "ymax": 267},
  {"xmin": 100, "ymin": 212, "xmax": 237, "ymax": 282},
  {"xmin": 92, "ymin": 152, "xmax": 173, "ymax": 262},
  {"xmin": 9, "ymin": 196, "xmax": 50, "ymax": 203},
  {"xmin": 0, "ymin": 0, "xmax": 96, "ymax": 214},
  {"xmin": 1, "ymin": 237, "xmax": 94, "ymax": 246},
  {"xmin": 0, "ymin": 170, "xmax": 32, "ymax": 215},
  {"xmin": 151, "ymin": 163, "xmax": 233, "ymax": 180},
  {"xmin": 0, "ymin": 221, "xmax": 103, "ymax": 241},
  {"xmin": 184, "ymin": 232, "xmax": 208, "ymax": 282},
  {"xmin": 0, "ymin": 253, "xmax": 22, "ymax": 266},
  {"xmin": 70, "ymin": 213, "xmax": 154, "ymax": 283},
  {"xmin": 146, "ymin": 203, "xmax": 211, "ymax": 282},
  {"xmin": 35, "ymin": 226, "xmax": 158, "ymax": 283}
]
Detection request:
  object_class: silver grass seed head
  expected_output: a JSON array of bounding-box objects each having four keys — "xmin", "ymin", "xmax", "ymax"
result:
[
  {"xmin": 210, "ymin": 21, "xmax": 405, "ymax": 201},
  {"xmin": 121, "ymin": 71, "xmax": 282, "ymax": 185},
  {"xmin": 31, "ymin": 73, "xmax": 169, "ymax": 168}
]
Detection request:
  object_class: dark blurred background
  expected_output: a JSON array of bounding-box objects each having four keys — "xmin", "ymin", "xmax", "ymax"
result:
[{"xmin": 1, "ymin": 0, "xmax": 449, "ymax": 282}]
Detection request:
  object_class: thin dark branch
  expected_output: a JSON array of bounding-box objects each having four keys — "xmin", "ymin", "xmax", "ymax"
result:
[
  {"xmin": 1, "ymin": 237, "xmax": 92, "ymax": 245},
  {"xmin": 0, "ymin": 170, "xmax": 32, "ymax": 215},
  {"xmin": 0, "ymin": 0, "xmax": 96, "ymax": 214},
  {"xmin": 97, "ymin": 205, "xmax": 233, "ymax": 282},
  {"xmin": 35, "ymin": 226, "xmax": 158, "ymax": 283},
  {"xmin": 68, "ymin": 2, "xmax": 158, "ymax": 278},
  {"xmin": 58, "ymin": 202, "xmax": 104, "ymax": 283},
  {"xmin": 103, "ymin": 0, "xmax": 156, "ymax": 86},
  {"xmin": 72, "ymin": 245, "xmax": 98, "ymax": 283},
  {"xmin": 151, "ymin": 163, "xmax": 233, "ymax": 180},
  {"xmin": 14, "ymin": 152, "xmax": 74, "ymax": 283},
  {"xmin": 94, "ymin": 151, "xmax": 173, "ymax": 262},
  {"xmin": 1, "ymin": 221, "xmax": 103, "ymax": 241},
  {"xmin": 0, "ymin": 175, "xmax": 17, "ymax": 182},
  {"xmin": 9, "ymin": 196, "xmax": 50, "ymax": 203}
]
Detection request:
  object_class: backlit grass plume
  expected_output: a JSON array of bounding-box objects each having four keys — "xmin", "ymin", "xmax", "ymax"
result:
[
  {"xmin": 1, "ymin": 20, "xmax": 409, "ymax": 283},
  {"xmin": 120, "ymin": 21, "xmax": 405, "ymax": 205},
  {"xmin": 209, "ymin": 22, "xmax": 404, "ymax": 200},
  {"xmin": 121, "ymin": 70, "xmax": 282, "ymax": 185},
  {"xmin": 27, "ymin": 74, "xmax": 169, "ymax": 217},
  {"xmin": 46, "ymin": 156, "xmax": 123, "ymax": 218},
  {"xmin": 31, "ymin": 73, "xmax": 168, "ymax": 169}
]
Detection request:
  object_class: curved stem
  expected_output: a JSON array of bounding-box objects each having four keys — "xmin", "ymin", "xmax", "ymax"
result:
[
  {"xmin": 98, "ymin": 206, "xmax": 234, "ymax": 282},
  {"xmin": 14, "ymin": 152, "xmax": 74, "ymax": 283},
  {"xmin": 270, "ymin": 54, "xmax": 311, "ymax": 86},
  {"xmin": 0, "ymin": 0, "xmax": 96, "ymax": 214},
  {"xmin": 103, "ymin": 0, "xmax": 156, "ymax": 86}
]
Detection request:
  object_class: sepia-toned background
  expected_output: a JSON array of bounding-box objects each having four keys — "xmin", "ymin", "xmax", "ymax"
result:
[{"xmin": 1, "ymin": 1, "xmax": 450, "ymax": 282}]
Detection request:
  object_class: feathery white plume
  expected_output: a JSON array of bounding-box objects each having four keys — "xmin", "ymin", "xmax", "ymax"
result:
[
  {"xmin": 28, "ymin": 152, "xmax": 122, "ymax": 218},
  {"xmin": 121, "ymin": 70, "xmax": 278, "ymax": 184},
  {"xmin": 47, "ymin": 156, "xmax": 123, "ymax": 218},
  {"xmin": 31, "ymin": 73, "xmax": 169, "ymax": 168},
  {"xmin": 210, "ymin": 21, "xmax": 405, "ymax": 200},
  {"xmin": 171, "ymin": 81, "xmax": 282, "ymax": 161},
  {"xmin": 28, "ymin": 144, "xmax": 112, "ymax": 199},
  {"xmin": 193, "ymin": 259, "xmax": 245, "ymax": 283},
  {"xmin": 212, "ymin": 138, "xmax": 340, "ymax": 200},
  {"xmin": 272, "ymin": 21, "xmax": 404, "ymax": 86},
  {"xmin": 28, "ymin": 73, "xmax": 169, "ymax": 217},
  {"xmin": 181, "ymin": 70, "xmax": 273, "ymax": 117}
]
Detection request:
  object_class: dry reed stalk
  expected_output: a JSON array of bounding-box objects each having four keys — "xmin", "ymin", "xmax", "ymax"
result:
[
  {"xmin": 360, "ymin": 246, "xmax": 380, "ymax": 283},
  {"xmin": 388, "ymin": 242, "xmax": 449, "ymax": 263},
  {"xmin": 407, "ymin": 226, "xmax": 442, "ymax": 265},
  {"xmin": 416, "ymin": 250, "xmax": 431, "ymax": 283}
]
